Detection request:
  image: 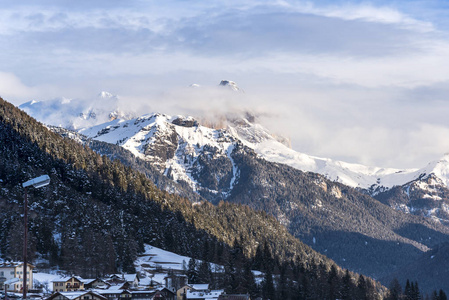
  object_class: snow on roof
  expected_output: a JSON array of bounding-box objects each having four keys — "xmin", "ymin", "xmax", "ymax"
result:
[
  {"xmin": 91, "ymin": 288, "xmax": 129, "ymax": 295},
  {"xmin": 57, "ymin": 291, "xmax": 105, "ymax": 300},
  {"xmin": 52, "ymin": 276, "xmax": 84, "ymax": 282},
  {"xmin": 0, "ymin": 262, "xmax": 34, "ymax": 268},
  {"xmin": 191, "ymin": 284, "xmax": 209, "ymax": 291},
  {"xmin": 81, "ymin": 278, "xmax": 97, "ymax": 284},
  {"xmin": 186, "ymin": 289, "xmax": 224, "ymax": 299},
  {"xmin": 123, "ymin": 274, "xmax": 138, "ymax": 282},
  {"xmin": 103, "ymin": 285, "xmax": 124, "ymax": 291}
]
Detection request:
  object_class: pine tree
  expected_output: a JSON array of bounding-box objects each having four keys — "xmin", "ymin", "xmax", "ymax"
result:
[
  {"xmin": 387, "ymin": 278, "xmax": 402, "ymax": 300},
  {"xmin": 357, "ymin": 275, "xmax": 368, "ymax": 300},
  {"xmin": 413, "ymin": 281, "xmax": 421, "ymax": 300},
  {"xmin": 242, "ymin": 261, "xmax": 258, "ymax": 299},
  {"xmin": 405, "ymin": 280, "xmax": 413, "ymax": 300},
  {"xmin": 198, "ymin": 260, "xmax": 212, "ymax": 284},
  {"xmin": 187, "ymin": 258, "xmax": 198, "ymax": 284},
  {"xmin": 327, "ymin": 264, "xmax": 340, "ymax": 300},
  {"xmin": 262, "ymin": 266, "xmax": 275, "ymax": 300},
  {"xmin": 341, "ymin": 269, "xmax": 353, "ymax": 300}
]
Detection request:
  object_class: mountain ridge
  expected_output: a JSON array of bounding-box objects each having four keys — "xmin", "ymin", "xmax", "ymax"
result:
[{"xmin": 49, "ymin": 111, "xmax": 449, "ymax": 284}]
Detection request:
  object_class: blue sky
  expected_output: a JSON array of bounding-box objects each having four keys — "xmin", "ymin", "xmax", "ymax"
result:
[{"xmin": 1, "ymin": 0, "xmax": 449, "ymax": 168}]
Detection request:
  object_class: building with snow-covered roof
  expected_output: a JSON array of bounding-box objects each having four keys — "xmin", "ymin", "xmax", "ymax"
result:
[
  {"xmin": 92, "ymin": 288, "xmax": 132, "ymax": 300},
  {"xmin": 46, "ymin": 291, "xmax": 107, "ymax": 300},
  {"xmin": 190, "ymin": 284, "xmax": 209, "ymax": 292},
  {"xmin": 130, "ymin": 288, "xmax": 175, "ymax": 300},
  {"xmin": 106, "ymin": 274, "xmax": 139, "ymax": 289},
  {"xmin": 186, "ymin": 289, "xmax": 224, "ymax": 300},
  {"xmin": 0, "ymin": 261, "xmax": 34, "ymax": 292},
  {"xmin": 82, "ymin": 278, "xmax": 110, "ymax": 290},
  {"xmin": 164, "ymin": 274, "xmax": 187, "ymax": 292},
  {"xmin": 52, "ymin": 276, "xmax": 85, "ymax": 292}
]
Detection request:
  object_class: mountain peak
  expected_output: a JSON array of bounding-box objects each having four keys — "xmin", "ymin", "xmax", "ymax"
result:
[
  {"xmin": 219, "ymin": 80, "xmax": 243, "ymax": 92},
  {"xmin": 97, "ymin": 91, "xmax": 117, "ymax": 99}
]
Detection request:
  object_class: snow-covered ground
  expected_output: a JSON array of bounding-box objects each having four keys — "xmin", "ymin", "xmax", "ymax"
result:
[{"xmin": 135, "ymin": 244, "xmax": 193, "ymax": 272}]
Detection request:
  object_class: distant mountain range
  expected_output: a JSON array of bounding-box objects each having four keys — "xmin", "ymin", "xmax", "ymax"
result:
[
  {"xmin": 19, "ymin": 84, "xmax": 449, "ymax": 223},
  {"xmin": 20, "ymin": 91, "xmax": 133, "ymax": 130}
]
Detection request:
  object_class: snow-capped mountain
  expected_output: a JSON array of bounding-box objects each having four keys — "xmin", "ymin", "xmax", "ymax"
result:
[
  {"xmin": 374, "ymin": 155, "xmax": 449, "ymax": 222},
  {"xmin": 79, "ymin": 113, "xmax": 238, "ymax": 201},
  {"xmin": 19, "ymin": 91, "xmax": 132, "ymax": 130},
  {"xmin": 219, "ymin": 80, "xmax": 243, "ymax": 92},
  {"xmin": 76, "ymin": 109, "xmax": 449, "ymax": 222},
  {"xmin": 77, "ymin": 109, "xmax": 447, "ymax": 192}
]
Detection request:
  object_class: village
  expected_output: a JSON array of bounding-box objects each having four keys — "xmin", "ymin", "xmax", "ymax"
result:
[{"xmin": 0, "ymin": 261, "xmax": 251, "ymax": 300}]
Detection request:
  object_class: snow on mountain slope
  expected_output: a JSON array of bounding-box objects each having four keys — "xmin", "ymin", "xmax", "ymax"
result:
[
  {"xmin": 80, "ymin": 114, "xmax": 237, "ymax": 198},
  {"xmin": 19, "ymin": 92, "xmax": 132, "ymax": 130},
  {"xmin": 417, "ymin": 153, "xmax": 449, "ymax": 187},
  {"xmin": 79, "ymin": 110, "xmax": 449, "ymax": 198},
  {"xmin": 226, "ymin": 116, "xmax": 421, "ymax": 191}
]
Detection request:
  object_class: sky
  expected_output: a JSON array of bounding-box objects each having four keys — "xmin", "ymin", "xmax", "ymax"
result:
[{"xmin": 1, "ymin": 0, "xmax": 449, "ymax": 169}]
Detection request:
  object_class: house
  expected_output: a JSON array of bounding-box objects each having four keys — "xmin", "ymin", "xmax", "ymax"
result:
[
  {"xmin": 186, "ymin": 289, "xmax": 224, "ymax": 300},
  {"xmin": 164, "ymin": 274, "xmax": 187, "ymax": 292},
  {"xmin": 217, "ymin": 295, "xmax": 250, "ymax": 300},
  {"xmin": 157, "ymin": 288, "xmax": 176, "ymax": 300},
  {"xmin": 129, "ymin": 290, "xmax": 155, "ymax": 300},
  {"xmin": 93, "ymin": 285, "xmax": 132, "ymax": 300},
  {"xmin": 0, "ymin": 261, "xmax": 34, "ymax": 292},
  {"xmin": 131, "ymin": 288, "xmax": 175, "ymax": 300},
  {"xmin": 106, "ymin": 275, "xmax": 139, "ymax": 289},
  {"xmin": 46, "ymin": 291, "xmax": 107, "ymax": 300},
  {"xmin": 83, "ymin": 278, "xmax": 110, "ymax": 290},
  {"xmin": 123, "ymin": 275, "xmax": 140, "ymax": 289},
  {"xmin": 176, "ymin": 285, "xmax": 192, "ymax": 300},
  {"xmin": 52, "ymin": 276, "xmax": 85, "ymax": 292}
]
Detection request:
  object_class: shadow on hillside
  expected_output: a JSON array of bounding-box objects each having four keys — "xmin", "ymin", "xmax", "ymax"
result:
[
  {"xmin": 380, "ymin": 242, "xmax": 449, "ymax": 295},
  {"xmin": 393, "ymin": 222, "xmax": 449, "ymax": 249},
  {"xmin": 303, "ymin": 230, "xmax": 424, "ymax": 280}
]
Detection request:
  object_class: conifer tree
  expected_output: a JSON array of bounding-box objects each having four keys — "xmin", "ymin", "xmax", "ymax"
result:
[
  {"xmin": 341, "ymin": 269, "xmax": 353, "ymax": 300},
  {"xmin": 187, "ymin": 258, "xmax": 198, "ymax": 284},
  {"xmin": 357, "ymin": 274, "xmax": 368, "ymax": 300},
  {"xmin": 387, "ymin": 278, "xmax": 402, "ymax": 300},
  {"xmin": 198, "ymin": 260, "xmax": 212, "ymax": 284},
  {"xmin": 262, "ymin": 266, "xmax": 275, "ymax": 300}
]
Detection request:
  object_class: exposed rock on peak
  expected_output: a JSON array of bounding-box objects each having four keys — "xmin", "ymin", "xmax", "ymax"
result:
[
  {"xmin": 219, "ymin": 80, "xmax": 243, "ymax": 92},
  {"xmin": 171, "ymin": 116, "xmax": 199, "ymax": 128}
]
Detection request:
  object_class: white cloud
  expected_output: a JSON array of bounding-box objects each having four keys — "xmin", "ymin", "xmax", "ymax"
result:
[{"xmin": 0, "ymin": 72, "xmax": 35, "ymax": 100}]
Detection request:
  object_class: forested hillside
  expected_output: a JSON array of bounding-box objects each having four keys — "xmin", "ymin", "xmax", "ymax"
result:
[
  {"xmin": 0, "ymin": 97, "xmax": 386, "ymax": 299},
  {"xmin": 64, "ymin": 117, "xmax": 449, "ymax": 285},
  {"xmin": 227, "ymin": 148, "xmax": 449, "ymax": 278}
]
